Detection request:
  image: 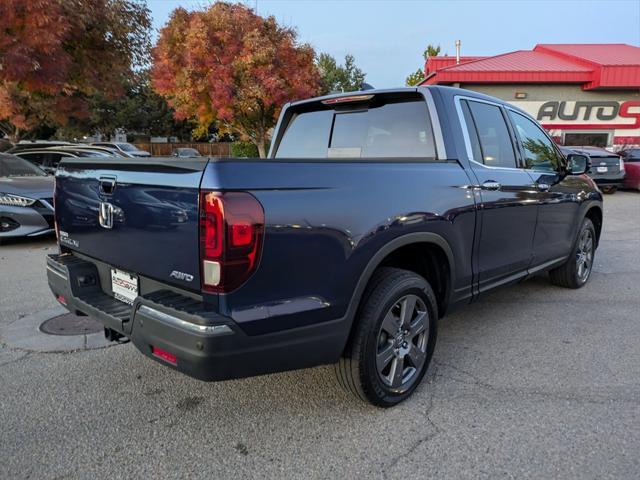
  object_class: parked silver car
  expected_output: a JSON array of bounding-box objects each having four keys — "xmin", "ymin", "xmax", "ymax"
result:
[
  {"xmin": 0, "ymin": 154, "xmax": 55, "ymax": 239},
  {"xmin": 91, "ymin": 142, "xmax": 151, "ymax": 157}
]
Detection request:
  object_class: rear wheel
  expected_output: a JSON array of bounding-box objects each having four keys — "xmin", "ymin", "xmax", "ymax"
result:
[
  {"xmin": 601, "ymin": 186, "xmax": 617, "ymax": 194},
  {"xmin": 335, "ymin": 268, "xmax": 438, "ymax": 407},
  {"xmin": 549, "ymin": 218, "xmax": 596, "ymax": 289}
]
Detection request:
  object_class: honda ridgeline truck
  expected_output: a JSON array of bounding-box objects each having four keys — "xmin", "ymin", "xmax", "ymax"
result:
[{"xmin": 47, "ymin": 86, "xmax": 603, "ymax": 407}]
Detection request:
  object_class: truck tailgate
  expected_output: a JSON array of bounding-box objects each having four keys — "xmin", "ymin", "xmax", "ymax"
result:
[{"xmin": 55, "ymin": 157, "xmax": 207, "ymax": 292}]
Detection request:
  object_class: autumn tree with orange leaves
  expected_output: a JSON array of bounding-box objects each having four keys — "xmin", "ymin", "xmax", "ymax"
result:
[
  {"xmin": 152, "ymin": 3, "xmax": 321, "ymax": 157},
  {"xmin": 0, "ymin": 0, "xmax": 151, "ymax": 141}
]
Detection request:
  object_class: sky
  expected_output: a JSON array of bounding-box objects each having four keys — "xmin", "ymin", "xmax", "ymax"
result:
[{"xmin": 147, "ymin": 0, "xmax": 640, "ymax": 88}]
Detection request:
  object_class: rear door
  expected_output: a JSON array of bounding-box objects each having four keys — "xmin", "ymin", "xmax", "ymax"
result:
[
  {"xmin": 55, "ymin": 157, "xmax": 207, "ymax": 292},
  {"xmin": 458, "ymin": 98, "xmax": 539, "ymax": 292}
]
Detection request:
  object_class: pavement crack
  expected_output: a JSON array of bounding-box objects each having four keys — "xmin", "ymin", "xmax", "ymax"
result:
[
  {"xmin": 383, "ymin": 388, "xmax": 442, "ymax": 478},
  {"xmin": 0, "ymin": 351, "xmax": 32, "ymax": 368},
  {"xmin": 433, "ymin": 359, "xmax": 640, "ymax": 406}
]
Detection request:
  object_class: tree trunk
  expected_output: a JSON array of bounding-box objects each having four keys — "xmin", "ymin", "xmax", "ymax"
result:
[
  {"xmin": 256, "ymin": 140, "xmax": 266, "ymax": 158},
  {"xmin": 0, "ymin": 122, "xmax": 20, "ymax": 143}
]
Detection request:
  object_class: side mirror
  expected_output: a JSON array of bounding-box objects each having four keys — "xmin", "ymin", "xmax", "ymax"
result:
[{"xmin": 566, "ymin": 153, "xmax": 590, "ymax": 175}]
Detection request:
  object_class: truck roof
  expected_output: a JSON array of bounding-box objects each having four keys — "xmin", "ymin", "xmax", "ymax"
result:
[{"xmin": 289, "ymin": 85, "xmax": 523, "ymax": 112}]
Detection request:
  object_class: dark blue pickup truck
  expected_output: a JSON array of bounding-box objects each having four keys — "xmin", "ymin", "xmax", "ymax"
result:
[{"xmin": 47, "ymin": 86, "xmax": 602, "ymax": 406}]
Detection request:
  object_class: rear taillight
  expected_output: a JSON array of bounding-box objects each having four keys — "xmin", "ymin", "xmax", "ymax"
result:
[
  {"xmin": 620, "ymin": 158, "xmax": 625, "ymax": 173},
  {"xmin": 199, "ymin": 191, "xmax": 264, "ymax": 293}
]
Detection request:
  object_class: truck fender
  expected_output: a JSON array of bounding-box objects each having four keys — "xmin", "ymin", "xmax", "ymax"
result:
[{"xmin": 341, "ymin": 232, "xmax": 455, "ymax": 346}]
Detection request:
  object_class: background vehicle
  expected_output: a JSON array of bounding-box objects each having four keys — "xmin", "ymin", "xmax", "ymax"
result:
[
  {"xmin": 91, "ymin": 142, "xmax": 151, "ymax": 157},
  {"xmin": 560, "ymin": 146, "xmax": 625, "ymax": 193},
  {"xmin": 48, "ymin": 86, "xmax": 602, "ymax": 407},
  {"xmin": 172, "ymin": 147, "xmax": 201, "ymax": 158},
  {"xmin": 0, "ymin": 153, "xmax": 54, "ymax": 239},
  {"xmin": 14, "ymin": 147, "xmax": 116, "ymax": 174},
  {"xmin": 5, "ymin": 140, "xmax": 75, "ymax": 154},
  {"xmin": 620, "ymin": 149, "xmax": 640, "ymax": 190}
]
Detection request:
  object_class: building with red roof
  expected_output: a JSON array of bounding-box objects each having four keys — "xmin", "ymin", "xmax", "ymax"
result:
[{"xmin": 421, "ymin": 44, "xmax": 640, "ymax": 148}]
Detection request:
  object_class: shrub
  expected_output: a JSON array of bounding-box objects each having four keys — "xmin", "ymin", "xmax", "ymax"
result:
[{"xmin": 231, "ymin": 141, "xmax": 260, "ymax": 158}]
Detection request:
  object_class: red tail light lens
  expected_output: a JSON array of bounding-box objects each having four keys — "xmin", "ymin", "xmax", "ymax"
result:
[
  {"xmin": 152, "ymin": 346, "xmax": 177, "ymax": 366},
  {"xmin": 199, "ymin": 191, "xmax": 264, "ymax": 293}
]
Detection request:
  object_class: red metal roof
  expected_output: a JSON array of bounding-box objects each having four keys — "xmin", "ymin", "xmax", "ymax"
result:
[
  {"xmin": 535, "ymin": 44, "xmax": 640, "ymax": 66},
  {"xmin": 421, "ymin": 44, "xmax": 640, "ymax": 89},
  {"xmin": 425, "ymin": 56, "xmax": 487, "ymax": 75}
]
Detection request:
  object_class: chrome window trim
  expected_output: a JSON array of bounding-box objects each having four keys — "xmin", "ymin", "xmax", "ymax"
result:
[{"xmin": 454, "ymin": 95, "xmax": 524, "ymax": 172}]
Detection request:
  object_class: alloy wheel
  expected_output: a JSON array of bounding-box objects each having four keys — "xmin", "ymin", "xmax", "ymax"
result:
[
  {"xmin": 576, "ymin": 228, "xmax": 594, "ymax": 282},
  {"xmin": 376, "ymin": 294, "xmax": 429, "ymax": 391}
]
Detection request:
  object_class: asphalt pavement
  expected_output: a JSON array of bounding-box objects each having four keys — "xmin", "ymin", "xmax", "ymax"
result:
[{"xmin": 1, "ymin": 191, "xmax": 639, "ymax": 479}]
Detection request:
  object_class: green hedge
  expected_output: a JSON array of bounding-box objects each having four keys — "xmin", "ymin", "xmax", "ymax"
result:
[{"xmin": 230, "ymin": 141, "xmax": 259, "ymax": 158}]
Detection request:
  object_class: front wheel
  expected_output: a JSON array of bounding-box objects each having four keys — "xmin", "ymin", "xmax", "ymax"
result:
[
  {"xmin": 601, "ymin": 186, "xmax": 617, "ymax": 194},
  {"xmin": 549, "ymin": 218, "xmax": 596, "ymax": 289},
  {"xmin": 335, "ymin": 268, "xmax": 438, "ymax": 407}
]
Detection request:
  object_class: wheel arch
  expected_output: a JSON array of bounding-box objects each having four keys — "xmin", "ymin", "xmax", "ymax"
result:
[
  {"xmin": 584, "ymin": 205, "xmax": 603, "ymax": 247},
  {"xmin": 340, "ymin": 233, "xmax": 455, "ymax": 353}
]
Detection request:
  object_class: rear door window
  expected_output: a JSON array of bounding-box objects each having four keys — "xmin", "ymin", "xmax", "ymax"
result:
[
  {"xmin": 466, "ymin": 100, "xmax": 517, "ymax": 168},
  {"xmin": 275, "ymin": 98, "xmax": 436, "ymax": 159}
]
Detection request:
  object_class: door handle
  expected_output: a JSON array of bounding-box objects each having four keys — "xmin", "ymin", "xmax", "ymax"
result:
[
  {"xmin": 480, "ymin": 181, "xmax": 501, "ymax": 191},
  {"xmin": 536, "ymin": 183, "xmax": 550, "ymax": 192}
]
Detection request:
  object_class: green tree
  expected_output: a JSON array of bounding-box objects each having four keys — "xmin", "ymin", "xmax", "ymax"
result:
[
  {"xmin": 316, "ymin": 53, "xmax": 366, "ymax": 94},
  {"xmin": 405, "ymin": 44, "xmax": 441, "ymax": 86},
  {"xmin": 405, "ymin": 68, "xmax": 425, "ymax": 86},
  {"xmin": 424, "ymin": 44, "xmax": 441, "ymax": 58}
]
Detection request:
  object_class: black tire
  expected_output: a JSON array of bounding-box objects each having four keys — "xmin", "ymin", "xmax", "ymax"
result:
[
  {"xmin": 335, "ymin": 267, "xmax": 438, "ymax": 407},
  {"xmin": 549, "ymin": 218, "xmax": 596, "ymax": 289},
  {"xmin": 601, "ymin": 186, "xmax": 617, "ymax": 194}
]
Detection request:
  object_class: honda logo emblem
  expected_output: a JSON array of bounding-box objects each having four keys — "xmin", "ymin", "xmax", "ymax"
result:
[{"xmin": 99, "ymin": 202, "xmax": 115, "ymax": 229}]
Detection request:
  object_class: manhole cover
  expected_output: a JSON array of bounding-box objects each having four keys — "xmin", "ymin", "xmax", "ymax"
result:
[{"xmin": 39, "ymin": 313, "xmax": 103, "ymax": 336}]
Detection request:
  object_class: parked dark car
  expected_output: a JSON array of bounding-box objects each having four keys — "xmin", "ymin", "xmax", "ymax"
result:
[
  {"xmin": 619, "ymin": 148, "xmax": 640, "ymax": 162},
  {"xmin": 91, "ymin": 142, "xmax": 151, "ymax": 157},
  {"xmin": 172, "ymin": 147, "xmax": 201, "ymax": 158},
  {"xmin": 47, "ymin": 86, "xmax": 602, "ymax": 406},
  {"xmin": 0, "ymin": 153, "xmax": 55, "ymax": 239},
  {"xmin": 560, "ymin": 146, "xmax": 625, "ymax": 193}
]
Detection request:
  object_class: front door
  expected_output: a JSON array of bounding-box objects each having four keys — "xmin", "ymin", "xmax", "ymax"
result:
[
  {"xmin": 459, "ymin": 98, "xmax": 539, "ymax": 293},
  {"xmin": 506, "ymin": 109, "xmax": 581, "ymax": 266}
]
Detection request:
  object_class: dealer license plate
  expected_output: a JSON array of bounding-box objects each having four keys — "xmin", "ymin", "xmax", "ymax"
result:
[
  {"xmin": 111, "ymin": 269, "xmax": 138, "ymax": 305},
  {"xmin": 596, "ymin": 166, "xmax": 608, "ymax": 173}
]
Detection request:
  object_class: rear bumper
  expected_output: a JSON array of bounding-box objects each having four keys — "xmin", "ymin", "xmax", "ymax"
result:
[
  {"xmin": 589, "ymin": 171, "xmax": 625, "ymax": 187},
  {"xmin": 46, "ymin": 253, "xmax": 347, "ymax": 381}
]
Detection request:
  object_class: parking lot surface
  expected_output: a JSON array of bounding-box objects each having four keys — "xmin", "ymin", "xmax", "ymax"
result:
[{"xmin": 1, "ymin": 191, "xmax": 639, "ymax": 479}]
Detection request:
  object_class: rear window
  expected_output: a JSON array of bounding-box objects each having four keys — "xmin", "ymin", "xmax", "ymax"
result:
[{"xmin": 275, "ymin": 99, "xmax": 436, "ymax": 159}]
